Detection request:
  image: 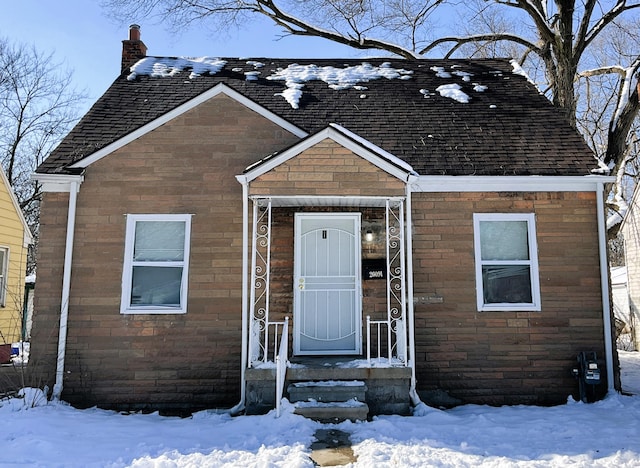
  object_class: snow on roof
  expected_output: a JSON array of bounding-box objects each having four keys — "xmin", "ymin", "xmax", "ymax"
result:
[
  {"xmin": 127, "ymin": 58, "xmax": 418, "ymax": 109},
  {"xmin": 510, "ymin": 59, "xmax": 537, "ymax": 87},
  {"xmin": 266, "ymin": 62, "xmax": 413, "ymax": 109},
  {"xmin": 123, "ymin": 57, "xmax": 520, "ymax": 108},
  {"xmin": 452, "ymin": 70, "xmax": 473, "ymax": 82},
  {"xmin": 430, "ymin": 66, "xmax": 452, "ymax": 78},
  {"xmin": 127, "ymin": 57, "xmax": 227, "ymax": 80},
  {"xmin": 436, "ymin": 83, "xmax": 470, "ymax": 103}
]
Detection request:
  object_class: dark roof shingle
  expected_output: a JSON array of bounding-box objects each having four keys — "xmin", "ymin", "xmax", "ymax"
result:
[{"xmin": 37, "ymin": 57, "xmax": 596, "ymax": 176}]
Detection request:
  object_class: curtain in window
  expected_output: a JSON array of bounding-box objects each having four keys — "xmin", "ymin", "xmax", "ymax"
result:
[
  {"xmin": 479, "ymin": 221, "xmax": 529, "ymax": 261},
  {"xmin": 479, "ymin": 220, "xmax": 532, "ymax": 304},
  {"xmin": 130, "ymin": 221, "xmax": 185, "ymax": 307},
  {"xmin": 134, "ymin": 221, "xmax": 185, "ymax": 261}
]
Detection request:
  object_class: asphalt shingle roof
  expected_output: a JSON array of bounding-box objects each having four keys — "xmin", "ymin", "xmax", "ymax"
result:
[{"xmin": 37, "ymin": 57, "xmax": 597, "ymax": 176}]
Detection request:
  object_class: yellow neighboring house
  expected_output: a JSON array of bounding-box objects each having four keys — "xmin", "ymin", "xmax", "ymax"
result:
[{"xmin": 0, "ymin": 168, "xmax": 32, "ymax": 345}]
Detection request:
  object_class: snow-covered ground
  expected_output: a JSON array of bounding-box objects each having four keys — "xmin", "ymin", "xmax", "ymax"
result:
[
  {"xmin": 2, "ymin": 352, "xmax": 639, "ymax": 467},
  {"xmin": 620, "ymin": 350, "xmax": 640, "ymax": 395}
]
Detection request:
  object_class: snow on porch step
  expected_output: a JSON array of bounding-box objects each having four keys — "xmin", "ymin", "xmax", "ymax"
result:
[
  {"xmin": 293, "ymin": 399, "xmax": 369, "ymax": 423},
  {"xmin": 287, "ymin": 380, "xmax": 367, "ymax": 403}
]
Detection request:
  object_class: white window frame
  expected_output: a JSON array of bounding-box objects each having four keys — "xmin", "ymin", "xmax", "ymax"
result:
[
  {"xmin": 0, "ymin": 247, "xmax": 7, "ymax": 307},
  {"xmin": 120, "ymin": 214, "xmax": 192, "ymax": 314},
  {"xmin": 473, "ymin": 213, "xmax": 541, "ymax": 312}
]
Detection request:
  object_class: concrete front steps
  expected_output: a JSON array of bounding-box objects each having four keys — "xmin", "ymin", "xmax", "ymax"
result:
[
  {"xmin": 244, "ymin": 358, "xmax": 412, "ymax": 416},
  {"xmin": 289, "ymin": 380, "xmax": 369, "ymax": 423}
]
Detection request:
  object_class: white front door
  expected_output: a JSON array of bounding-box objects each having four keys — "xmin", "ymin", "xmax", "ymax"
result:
[{"xmin": 294, "ymin": 213, "xmax": 362, "ymax": 355}]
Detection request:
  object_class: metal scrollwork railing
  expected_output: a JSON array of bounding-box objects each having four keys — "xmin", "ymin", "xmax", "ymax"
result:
[
  {"xmin": 248, "ymin": 199, "xmax": 272, "ymax": 367},
  {"xmin": 366, "ymin": 199, "xmax": 408, "ymax": 365}
]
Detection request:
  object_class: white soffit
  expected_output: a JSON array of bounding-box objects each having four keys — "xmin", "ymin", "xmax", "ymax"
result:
[
  {"xmin": 69, "ymin": 83, "xmax": 308, "ymax": 170},
  {"xmin": 241, "ymin": 126, "xmax": 415, "ymax": 183},
  {"xmin": 413, "ymin": 175, "xmax": 616, "ymax": 192},
  {"xmin": 32, "ymin": 173, "xmax": 84, "ymax": 193}
]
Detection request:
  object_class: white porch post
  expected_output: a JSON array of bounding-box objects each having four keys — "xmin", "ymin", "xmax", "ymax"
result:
[
  {"xmin": 405, "ymin": 175, "xmax": 419, "ymax": 403},
  {"xmin": 237, "ymin": 176, "xmax": 249, "ymax": 409}
]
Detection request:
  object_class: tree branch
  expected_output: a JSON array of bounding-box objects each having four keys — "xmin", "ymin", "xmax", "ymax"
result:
[
  {"xmin": 606, "ymin": 60, "xmax": 640, "ymax": 164},
  {"xmin": 582, "ymin": 1, "xmax": 640, "ymax": 54},
  {"xmin": 255, "ymin": 0, "xmax": 422, "ymax": 58},
  {"xmin": 420, "ymin": 33, "xmax": 540, "ymax": 57},
  {"xmin": 574, "ymin": 0, "xmax": 597, "ymax": 55},
  {"xmin": 510, "ymin": 0, "xmax": 556, "ymax": 43}
]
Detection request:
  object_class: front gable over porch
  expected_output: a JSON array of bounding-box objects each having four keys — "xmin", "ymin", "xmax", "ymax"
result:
[
  {"xmin": 243, "ymin": 124, "xmax": 413, "ymax": 199},
  {"xmin": 236, "ymin": 126, "xmax": 418, "ymax": 416}
]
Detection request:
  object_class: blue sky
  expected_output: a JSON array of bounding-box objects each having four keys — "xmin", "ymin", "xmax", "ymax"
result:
[{"xmin": 2, "ymin": 0, "xmax": 360, "ymax": 111}]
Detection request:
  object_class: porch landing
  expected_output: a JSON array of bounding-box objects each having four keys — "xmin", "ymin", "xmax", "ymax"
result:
[{"xmin": 245, "ymin": 356, "xmax": 412, "ymax": 417}]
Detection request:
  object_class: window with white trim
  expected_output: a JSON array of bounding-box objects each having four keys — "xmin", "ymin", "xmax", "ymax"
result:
[
  {"xmin": 473, "ymin": 213, "xmax": 541, "ymax": 311},
  {"xmin": 121, "ymin": 214, "xmax": 192, "ymax": 314},
  {"xmin": 0, "ymin": 247, "xmax": 7, "ymax": 307}
]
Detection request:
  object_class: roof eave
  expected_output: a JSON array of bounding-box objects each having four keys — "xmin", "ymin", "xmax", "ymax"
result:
[
  {"xmin": 412, "ymin": 174, "xmax": 615, "ymax": 193},
  {"xmin": 32, "ymin": 173, "xmax": 85, "ymax": 193},
  {"xmin": 413, "ymin": 174, "xmax": 615, "ymax": 192}
]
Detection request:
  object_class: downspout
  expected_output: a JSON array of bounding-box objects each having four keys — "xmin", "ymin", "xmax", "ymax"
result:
[
  {"xmin": 405, "ymin": 175, "xmax": 420, "ymax": 405},
  {"xmin": 230, "ymin": 175, "xmax": 250, "ymax": 414},
  {"xmin": 52, "ymin": 179, "xmax": 81, "ymax": 401},
  {"xmin": 597, "ymin": 182, "xmax": 615, "ymax": 393}
]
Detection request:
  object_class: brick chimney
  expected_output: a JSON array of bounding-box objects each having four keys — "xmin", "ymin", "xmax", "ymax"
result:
[{"xmin": 121, "ymin": 24, "xmax": 147, "ymax": 73}]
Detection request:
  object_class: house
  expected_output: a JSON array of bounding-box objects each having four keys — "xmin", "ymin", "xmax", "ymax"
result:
[
  {"xmin": 620, "ymin": 184, "xmax": 640, "ymax": 351},
  {"xmin": 610, "ymin": 266, "xmax": 636, "ymax": 350},
  {"xmin": 0, "ymin": 167, "xmax": 32, "ymax": 361},
  {"xmin": 29, "ymin": 25, "xmax": 617, "ymax": 415}
]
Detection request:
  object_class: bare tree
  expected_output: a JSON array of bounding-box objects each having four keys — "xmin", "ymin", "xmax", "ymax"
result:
[
  {"xmin": 102, "ymin": 1, "xmax": 640, "ymax": 228},
  {"xmin": 101, "ymin": 0, "xmax": 447, "ymax": 57},
  {"xmin": 0, "ymin": 37, "xmax": 87, "ymax": 272},
  {"xmin": 425, "ymin": 2, "xmax": 640, "ymax": 230}
]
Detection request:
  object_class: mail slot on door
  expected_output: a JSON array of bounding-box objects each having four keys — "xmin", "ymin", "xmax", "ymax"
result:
[{"xmin": 362, "ymin": 259, "xmax": 386, "ymax": 280}]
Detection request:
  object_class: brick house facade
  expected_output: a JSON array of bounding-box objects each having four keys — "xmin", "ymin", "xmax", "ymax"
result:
[{"xmin": 29, "ymin": 27, "xmax": 617, "ymax": 414}]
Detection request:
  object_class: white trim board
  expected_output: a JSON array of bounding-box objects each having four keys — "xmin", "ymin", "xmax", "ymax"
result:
[
  {"xmin": 32, "ymin": 174, "xmax": 84, "ymax": 194},
  {"xmin": 412, "ymin": 175, "xmax": 615, "ymax": 192}
]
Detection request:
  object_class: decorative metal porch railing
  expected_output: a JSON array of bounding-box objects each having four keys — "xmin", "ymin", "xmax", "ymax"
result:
[
  {"xmin": 248, "ymin": 196, "xmax": 408, "ymax": 367},
  {"xmin": 367, "ymin": 199, "xmax": 408, "ymax": 364},
  {"xmin": 248, "ymin": 198, "xmax": 272, "ymax": 367}
]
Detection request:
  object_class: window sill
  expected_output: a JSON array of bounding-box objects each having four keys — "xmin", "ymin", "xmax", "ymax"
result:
[
  {"xmin": 120, "ymin": 307, "xmax": 187, "ymax": 315},
  {"xmin": 479, "ymin": 305, "xmax": 541, "ymax": 312}
]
